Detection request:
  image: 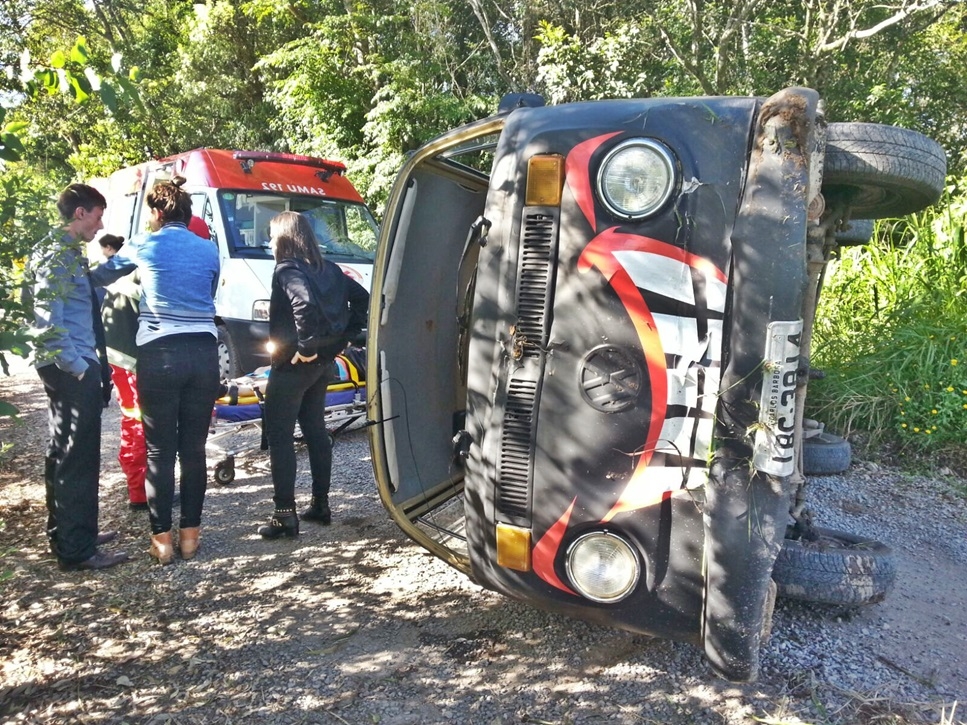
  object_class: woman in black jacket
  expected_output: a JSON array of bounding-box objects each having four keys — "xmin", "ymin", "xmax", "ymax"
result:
[{"xmin": 258, "ymin": 211, "xmax": 369, "ymax": 539}]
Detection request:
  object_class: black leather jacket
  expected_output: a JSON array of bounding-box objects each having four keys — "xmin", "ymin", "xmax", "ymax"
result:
[{"xmin": 269, "ymin": 257, "xmax": 369, "ymax": 367}]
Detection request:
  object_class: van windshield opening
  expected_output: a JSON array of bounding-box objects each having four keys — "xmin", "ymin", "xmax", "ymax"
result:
[{"xmin": 217, "ymin": 191, "xmax": 378, "ymax": 262}]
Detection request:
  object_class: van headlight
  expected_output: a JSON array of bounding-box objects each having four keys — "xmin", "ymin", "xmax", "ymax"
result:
[
  {"xmin": 596, "ymin": 139, "xmax": 677, "ymax": 219},
  {"xmin": 565, "ymin": 531, "xmax": 640, "ymax": 603}
]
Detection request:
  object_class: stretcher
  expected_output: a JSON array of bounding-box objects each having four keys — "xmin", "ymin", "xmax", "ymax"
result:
[{"xmin": 206, "ymin": 349, "xmax": 367, "ymax": 485}]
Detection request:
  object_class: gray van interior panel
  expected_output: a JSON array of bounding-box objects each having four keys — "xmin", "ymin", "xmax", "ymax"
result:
[{"xmin": 381, "ymin": 166, "xmax": 488, "ymax": 509}]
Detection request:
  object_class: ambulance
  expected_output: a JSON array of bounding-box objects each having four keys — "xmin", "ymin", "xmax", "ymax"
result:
[{"xmin": 95, "ymin": 149, "xmax": 379, "ymax": 377}]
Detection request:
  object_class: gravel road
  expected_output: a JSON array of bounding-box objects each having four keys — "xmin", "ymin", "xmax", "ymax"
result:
[{"xmin": 1, "ymin": 368, "xmax": 965, "ymax": 724}]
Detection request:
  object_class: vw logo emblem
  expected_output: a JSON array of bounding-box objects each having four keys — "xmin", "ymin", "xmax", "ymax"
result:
[{"xmin": 579, "ymin": 346, "xmax": 642, "ymax": 412}]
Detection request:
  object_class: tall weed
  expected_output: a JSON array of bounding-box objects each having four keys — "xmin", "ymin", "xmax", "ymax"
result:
[{"xmin": 808, "ymin": 187, "xmax": 967, "ymax": 455}]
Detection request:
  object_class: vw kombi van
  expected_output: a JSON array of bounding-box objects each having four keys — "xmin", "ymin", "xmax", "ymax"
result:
[
  {"xmin": 96, "ymin": 149, "xmax": 379, "ymax": 376},
  {"xmin": 367, "ymin": 88, "xmax": 945, "ymax": 680}
]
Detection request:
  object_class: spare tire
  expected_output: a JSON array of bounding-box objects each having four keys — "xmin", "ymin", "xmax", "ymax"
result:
[
  {"xmin": 773, "ymin": 527, "xmax": 896, "ymax": 606},
  {"xmin": 802, "ymin": 431, "xmax": 852, "ymax": 475},
  {"xmin": 823, "ymin": 122, "xmax": 946, "ymax": 219}
]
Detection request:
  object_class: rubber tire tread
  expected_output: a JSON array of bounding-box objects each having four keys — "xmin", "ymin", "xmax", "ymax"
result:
[
  {"xmin": 823, "ymin": 122, "xmax": 946, "ymax": 219},
  {"xmin": 802, "ymin": 431, "xmax": 851, "ymax": 475},
  {"xmin": 773, "ymin": 527, "xmax": 896, "ymax": 606},
  {"xmin": 217, "ymin": 326, "xmax": 242, "ymax": 380}
]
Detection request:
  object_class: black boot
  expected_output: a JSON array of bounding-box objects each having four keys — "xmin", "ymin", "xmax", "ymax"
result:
[
  {"xmin": 258, "ymin": 508, "xmax": 299, "ymax": 539},
  {"xmin": 301, "ymin": 496, "xmax": 332, "ymax": 525}
]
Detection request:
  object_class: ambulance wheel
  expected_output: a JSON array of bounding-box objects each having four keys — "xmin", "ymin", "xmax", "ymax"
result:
[
  {"xmin": 217, "ymin": 326, "xmax": 242, "ymax": 379},
  {"xmin": 823, "ymin": 123, "xmax": 946, "ymax": 219},
  {"xmin": 773, "ymin": 527, "xmax": 896, "ymax": 606},
  {"xmin": 214, "ymin": 459, "xmax": 235, "ymax": 485}
]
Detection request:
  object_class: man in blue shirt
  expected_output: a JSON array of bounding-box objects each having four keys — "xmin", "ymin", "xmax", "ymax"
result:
[{"xmin": 30, "ymin": 184, "xmax": 129, "ymax": 570}]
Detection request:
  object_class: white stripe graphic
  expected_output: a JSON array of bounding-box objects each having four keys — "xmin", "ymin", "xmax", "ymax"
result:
[
  {"xmin": 611, "ymin": 249, "xmax": 727, "ymax": 478},
  {"xmin": 614, "ymin": 250, "xmax": 727, "ymax": 313}
]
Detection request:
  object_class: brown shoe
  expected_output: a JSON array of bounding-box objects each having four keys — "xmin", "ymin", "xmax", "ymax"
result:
[
  {"xmin": 149, "ymin": 531, "xmax": 174, "ymax": 565},
  {"xmin": 179, "ymin": 527, "xmax": 200, "ymax": 560}
]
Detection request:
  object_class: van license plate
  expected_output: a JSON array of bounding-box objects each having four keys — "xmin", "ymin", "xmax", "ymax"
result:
[{"xmin": 752, "ymin": 320, "xmax": 802, "ymax": 476}]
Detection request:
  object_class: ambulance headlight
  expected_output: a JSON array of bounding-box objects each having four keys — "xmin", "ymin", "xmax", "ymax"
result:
[
  {"xmin": 565, "ymin": 531, "xmax": 640, "ymax": 603},
  {"xmin": 252, "ymin": 300, "xmax": 270, "ymax": 322},
  {"xmin": 597, "ymin": 139, "xmax": 677, "ymax": 219}
]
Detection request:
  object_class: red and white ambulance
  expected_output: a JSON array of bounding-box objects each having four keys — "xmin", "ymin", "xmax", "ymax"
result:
[{"xmin": 95, "ymin": 149, "xmax": 378, "ymax": 376}]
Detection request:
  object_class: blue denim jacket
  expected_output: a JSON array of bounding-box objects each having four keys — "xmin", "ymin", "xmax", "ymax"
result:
[
  {"xmin": 30, "ymin": 233, "xmax": 97, "ymax": 377},
  {"xmin": 91, "ymin": 222, "xmax": 219, "ymax": 346}
]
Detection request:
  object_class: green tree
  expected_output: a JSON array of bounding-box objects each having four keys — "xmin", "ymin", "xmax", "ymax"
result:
[
  {"xmin": 531, "ymin": 0, "xmax": 966, "ymax": 173},
  {"xmin": 0, "ymin": 34, "xmax": 141, "ymax": 387},
  {"xmin": 257, "ymin": 0, "xmax": 494, "ymax": 206}
]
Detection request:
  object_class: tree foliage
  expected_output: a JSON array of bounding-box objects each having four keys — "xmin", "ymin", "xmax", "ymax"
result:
[
  {"xmin": 4, "ymin": 0, "xmax": 965, "ymax": 198},
  {"xmin": 0, "ymin": 0, "xmax": 965, "ymax": 386},
  {"xmin": 533, "ymin": 0, "xmax": 967, "ymax": 170}
]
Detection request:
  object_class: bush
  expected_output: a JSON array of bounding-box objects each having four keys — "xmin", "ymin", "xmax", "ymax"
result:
[{"xmin": 807, "ymin": 186, "xmax": 967, "ymax": 456}]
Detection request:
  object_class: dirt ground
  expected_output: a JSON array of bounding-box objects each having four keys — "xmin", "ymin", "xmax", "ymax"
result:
[{"xmin": 1, "ymin": 363, "xmax": 965, "ymax": 724}]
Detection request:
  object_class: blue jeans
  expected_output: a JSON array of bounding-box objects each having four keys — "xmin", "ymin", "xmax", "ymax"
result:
[
  {"xmin": 37, "ymin": 360, "xmax": 102, "ymax": 565},
  {"xmin": 264, "ymin": 361, "xmax": 333, "ymax": 510},
  {"xmin": 137, "ymin": 334, "xmax": 219, "ymax": 533}
]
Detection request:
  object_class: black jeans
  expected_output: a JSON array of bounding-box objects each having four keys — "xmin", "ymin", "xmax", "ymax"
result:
[
  {"xmin": 37, "ymin": 360, "xmax": 102, "ymax": 565},
  {"xmin": 137, "ymin": 333, "xmax": 219, "ymax": 534},
  {"xmin": 264, "ymin": 361, "xmax": 333, "ymax": 510}
]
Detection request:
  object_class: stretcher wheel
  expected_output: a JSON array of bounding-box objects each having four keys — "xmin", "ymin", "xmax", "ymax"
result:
[{"xmin": 213, "ymin": 458, "xmax": 235, "ymax": 485}]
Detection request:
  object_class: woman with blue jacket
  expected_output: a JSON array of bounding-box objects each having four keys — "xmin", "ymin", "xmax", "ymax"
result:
[{"xmin": 93, "ymin": 182, "xmax": 220, "ymax": 564}]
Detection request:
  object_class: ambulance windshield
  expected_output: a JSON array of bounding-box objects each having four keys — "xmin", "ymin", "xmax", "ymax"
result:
[{"xmin": 218, "ymin": 192, "xmax": 378, "ymax": 262}]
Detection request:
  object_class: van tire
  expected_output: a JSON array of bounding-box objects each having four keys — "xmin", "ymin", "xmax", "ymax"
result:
[
  {"xmin": 823, "ymin": 123, "xmax": 946, "ymax": 219},
  {"xmin": 217, "ymin": 326, "xmax": 242, "ymax": 380},
  {"xmin": 773, "ymin": 527, "xmax": 896, "ymax": 606},
  {"xmin": 802, "ymin": 431, "xmax": 852, "ymax": 475}
]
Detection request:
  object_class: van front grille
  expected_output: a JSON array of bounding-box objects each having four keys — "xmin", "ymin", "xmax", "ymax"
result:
[
  {"xmin": 516, "ymin": 211, "xmax": 557, "ymax": 359},
  {"xmin": 497, "ymin": 378, "xmax": 538, "ymax": 521}
]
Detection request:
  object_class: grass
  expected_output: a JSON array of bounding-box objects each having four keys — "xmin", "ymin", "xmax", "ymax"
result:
[
  {"xmin": 807, "ymin": 184, "xmax": 967, "ymax": 471},
  {"xmin": 753, "ymin": 681, "xmax": 961, "ymax": 725}
]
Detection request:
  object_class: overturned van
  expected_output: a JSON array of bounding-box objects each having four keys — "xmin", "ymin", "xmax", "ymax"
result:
[
  {"xmin": 95, "ymin": 149, "xmax": 379, "ymax": 376},
  {"xmin": 367, "ymin": 88, "xmax": 946, "ymax": 681}
]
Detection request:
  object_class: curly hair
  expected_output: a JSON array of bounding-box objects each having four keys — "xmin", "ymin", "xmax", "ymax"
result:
[{"xmin": 146, "ymin": 181, "xmax": 192, "ymax": 226}]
